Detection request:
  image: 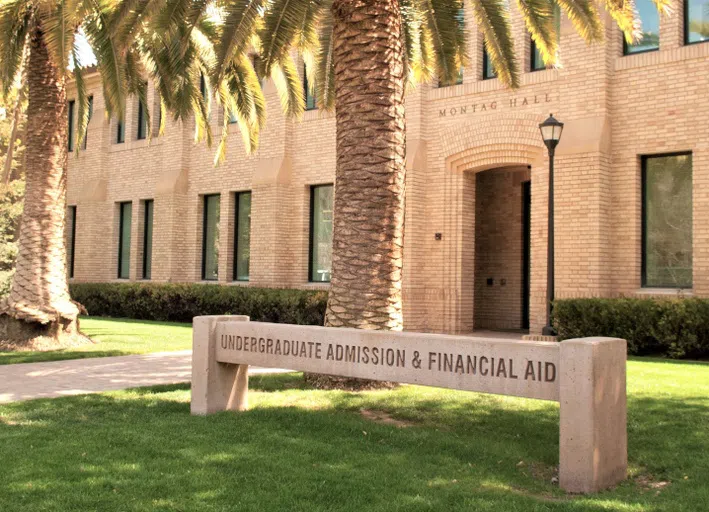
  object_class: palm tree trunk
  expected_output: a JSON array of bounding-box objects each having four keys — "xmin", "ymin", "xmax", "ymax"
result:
[
  {"xmin": 307, "ymin": 0, "xmax": 406, "ymax": 388},
  {"xmin": 0, "ymin": 27, "xmax": 80, "ymax": 344},
  {"xmin": 326, "ymin": 0, "xmax": 406, "ymax": 330}
]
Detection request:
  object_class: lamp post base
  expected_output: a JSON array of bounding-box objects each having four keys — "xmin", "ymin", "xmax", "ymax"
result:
[{"xmin": 542, "ymin": 325, "xmax": 557, "ymax": 337}]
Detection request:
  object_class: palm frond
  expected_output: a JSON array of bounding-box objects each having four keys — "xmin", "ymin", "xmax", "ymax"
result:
[
  {"xmin": 37, "ymin": 0, "xmax": 84, "ymax": 76},
  {"xmin": 259, "ymin": 0, "xmax": 326, "ymax": 77},
  {"xmin": 0, "ymin": 0, "xmax": 31, "ymax": 96},
  {"xmin": 214, "ymin": 0, "xmax": 263, "ymax": 82},
  {"xmin": 516, "ymin": 0, "xmax": 558, "ymax": 67},
  {"xmin": 270, "ymin": 52, "xmax": 305, "ymax": 118},
  {"xmin": 603, "ymin": 0, "xmax": 640, "ymax": 43},
  {"xmin": 314, "ymin": 12, "xmax": 334, "ymax": 110},
  {"xmin": 555, "ymin": 0, "xmax": 603, "ymax": 43},
  {"xmin": 401, "ymin": 0, "xmax": 435, "ymax": 84},
  {"xmin": 72, "ymin": 42, "xmax": 91, "ymax": 154},
  {"xmin": 468, "ymin": 0, "xmax": 518, "ymax": 87},
  {"xmin": 82, "ymin": 0, "xmax": 127, "ymax": 119},
  {"xmin": 417, "ymin": 0, "xmax": 467, "ymax": 85},
  {"xmin": 214, "ymin": 52, "xmax": 266, "ymax": 162}
]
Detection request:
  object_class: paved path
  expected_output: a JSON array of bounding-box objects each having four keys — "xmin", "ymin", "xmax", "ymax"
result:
[{"xmin": 0, "ymin": 351, "xmax": 291, "ymax": 404}]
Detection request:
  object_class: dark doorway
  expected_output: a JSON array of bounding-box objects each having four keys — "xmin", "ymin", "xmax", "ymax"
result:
[{"xmin": 521, "ymin": 180, "xmax": 531, "ymax": 330}]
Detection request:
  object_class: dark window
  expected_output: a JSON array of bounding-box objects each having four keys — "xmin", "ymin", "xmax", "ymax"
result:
[
  {"xmin": 304, "ymin": 64, "xmax": 317, "ymax": 110},
  {"xmin": 117, "ymin": 118, "xmax": 125, "ymax": 144},
  {"xmin": 642, "ymin": 153, "xmax": 693, "ymax": 288},
  {"xmin": 137, "ymin": 100, "xmax": 147, "ymax": 140},
  {"xmin": 624, "ymin": 0, "xmax": 659, "ymax": 54},
  {"xmin": 143, "ymin": 200, "xmax": 153, "ymax": 279},
  {"xmin": 67, "ymin": 100, "xmax": 75, "ymax": 151},
  {"xmin": 68, "ymin": 206, "xmax": 77, "ymax": 279},
  {"xmin": 685, "ymin": 0, "xmax": 709, "ymax": 44},
  {"xmin": 83, "ymin": 96, "xmax": 93, "ymax": 149},
  {"xmin": 309, "ymin": 184, "xmax": 333, "ymax": 282},
  {"xmin": 202, "ymin": 194, "xmax": 220, "ymax": 281},
  {"xmin": 118, "ymin": 202, "xmax": 132, "ymax": 279},
  {"xmin": 482, "ymin": 46, "xmax": 496, "ymax": 79},
  {"xmin": 531, "ymin": 4, "xmax": 561, "ymax": 71},
  {"xmin": 233, "ymin": 192, "xmax": 251, "ymax": 281},
  {"xmin": 200, "ymin": 74, "xmax": 207, "ymax": 98}
]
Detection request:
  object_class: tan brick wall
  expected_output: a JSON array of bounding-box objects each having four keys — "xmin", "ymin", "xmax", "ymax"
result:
[{"xmin": 66, "ymin": 3, "xmax": 709, "ymax": 334}]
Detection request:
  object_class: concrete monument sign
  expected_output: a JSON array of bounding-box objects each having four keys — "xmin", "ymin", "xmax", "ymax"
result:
[{"xmin": 191, "ymin": 315, "xmax": 627, "ymax": 494}]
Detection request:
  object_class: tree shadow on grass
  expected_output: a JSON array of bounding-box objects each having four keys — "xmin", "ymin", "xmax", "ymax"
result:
[
  {"xmin": 1, "ymin": 375, "xmax": 707, "ymax": 512},
  {"xmin": 0, "ymin": 349, "xmax": 131, "ymax": 365}
]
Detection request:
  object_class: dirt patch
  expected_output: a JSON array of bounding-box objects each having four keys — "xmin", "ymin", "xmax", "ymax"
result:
[
  {"xmin": 359, "ymin": 409, "xmax": 416, "ymax": 428},
  {"xmin": 635, "ymin": 474, "xmax": 671, "ymax": 492}
]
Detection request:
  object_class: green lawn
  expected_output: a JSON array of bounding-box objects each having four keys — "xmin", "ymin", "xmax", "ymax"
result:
[
  {"xmin": 1, "ymin": 359, "xmax": 708, "ymax": 511},
  {"xmin": 0, "ymin": 317, "xmax": 192, "ymax": 365}
]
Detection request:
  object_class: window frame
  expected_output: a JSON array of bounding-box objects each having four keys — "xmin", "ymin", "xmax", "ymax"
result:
[
  {"xmin": 116, "ymin": 118, "xmax": 125, "ymax": 144},
  {"xmin": 82, "ymin": 96, "xmax": 93, "ymax": 150},
  {"xmin": 303, "ymin": 64, "xmax": 317, "ymax": 111},
  {"xmin": 67, "ymin": 100, "xmax": 75, "ymax": 152},
  {"xmin": 142, "ymin": 199, "xmax": 154, "ymax": 280},
  {"xmin": 622, "ymin": 0, "xmax": 660, "ymax": 56},
  {"xmin": 684, "ymin": 0, "xmax": 709, "ymax": 45},
  {"xmin": 530, "ymin": 39, "xmax": 545, "ymax": 72},
  {"xmin": 137, "ymin": 100, "xmax": 147, "ymax": 140},
  {"xmin": 117, "ymin": 202, "xmax": 132, "ymax": 279},
  {"xmin": 233, "ymin": 191, "xmax": 252, "ymax": 281},
  {"xmin": 201, "ymin": 194, "xmax": 220, "ymax": 281},
  {"xmin": 482, "ymin": 47, "xmax": 496, "ymax": 80},
  {"xmin": 308, "ymin": 184, "xmax": 333, "ymax": 283},
  {"xmin": 68, "ymin": 206, "xmax": 77, "ymax": 279},
  {"xmin": 641, "ymin": 151, "xmax": 693, "ymax": 289}
]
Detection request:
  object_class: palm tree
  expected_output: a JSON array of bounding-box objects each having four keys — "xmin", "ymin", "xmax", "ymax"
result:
[
  {"xmin": 0, "ymin": 0, "xmax": 263, "ymax": 345},
  {"xmin": 225, "ymin": 0, "xmax": 651, "ymax": 336},
  {"xmin": 195, "ymin": 0, "xmax": 655, "ymax": 388}
]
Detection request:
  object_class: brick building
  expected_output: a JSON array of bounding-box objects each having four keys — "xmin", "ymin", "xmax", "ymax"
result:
[{"xmin": 65, "ymin": 0, "xmax": 709, "ymax": 335}]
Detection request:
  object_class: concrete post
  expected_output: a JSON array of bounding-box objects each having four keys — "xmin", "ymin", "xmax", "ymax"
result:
[
  {"xmin": 559, "ymin": 337, "xmax": 627, "ymax": 493},
  {"xmin": 190, "ymin": 315, "xmax": 250, "ymax": 415}
]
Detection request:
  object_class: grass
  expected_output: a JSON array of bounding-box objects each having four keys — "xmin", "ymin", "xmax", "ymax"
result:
[
  {"xmin": 0, "ymin": 317, "xmax": 192, "ymax": 365},
  {"xmin": 1, "ymin": 358, "xmax": 708, "ymax": 511}
]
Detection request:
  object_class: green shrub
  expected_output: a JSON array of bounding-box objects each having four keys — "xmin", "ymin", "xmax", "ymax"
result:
[
  {"xmin": 553, "ymin": 297, "xmax": 709, "ymax": 359},
  {"xmin": 70, "ymin": 282, "xmax": 328, "ymax": 326}
]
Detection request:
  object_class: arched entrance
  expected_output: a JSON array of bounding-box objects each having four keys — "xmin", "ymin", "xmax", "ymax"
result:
[{"xmin": 440, "ymin": 114, "xmax": 546, "ymax": 333}]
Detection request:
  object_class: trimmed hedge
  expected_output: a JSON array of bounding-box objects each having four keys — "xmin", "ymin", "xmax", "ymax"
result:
[
  {"xmin": 553, "ymin": 298, "xmax": 709, "ymax": 359},
  {"xmin": 70, "ymin": 282, "xmax": 327, "ymax": 326}
]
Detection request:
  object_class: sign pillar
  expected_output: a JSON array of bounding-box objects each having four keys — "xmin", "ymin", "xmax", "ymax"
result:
[
  {"xmin": 559, "ymin": 337, "xmax": 627, "ymax": 493},
  {"xmin": 191, "ymin": 315, "xmax": 250, "ymax": 415}
]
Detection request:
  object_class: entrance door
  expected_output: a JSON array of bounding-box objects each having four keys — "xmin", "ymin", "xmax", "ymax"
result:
[{"xmin": 521, "ymin": 181, "xmax": 531, "ymax": 330}]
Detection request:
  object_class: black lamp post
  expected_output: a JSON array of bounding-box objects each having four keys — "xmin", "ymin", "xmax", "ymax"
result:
[{"xmin": 539, "ymin": 114, "xmax": 564, "ymax": 336}]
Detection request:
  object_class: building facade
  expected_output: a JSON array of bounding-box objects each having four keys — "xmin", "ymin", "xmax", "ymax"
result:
[{"xmin": 65, "ymin": 0, "xmax": 709, "ymax": 335}]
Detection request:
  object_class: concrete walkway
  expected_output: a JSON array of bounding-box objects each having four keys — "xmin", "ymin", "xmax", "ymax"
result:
[{"xmin": 0, "ymin": 351, "xmax": 291, "ymax": 404}]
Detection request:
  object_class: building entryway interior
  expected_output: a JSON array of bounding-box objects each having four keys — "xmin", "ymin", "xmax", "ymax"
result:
[{"xmin": 473, "ymin": 165, "xmax": 531, "ymax": 333}]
